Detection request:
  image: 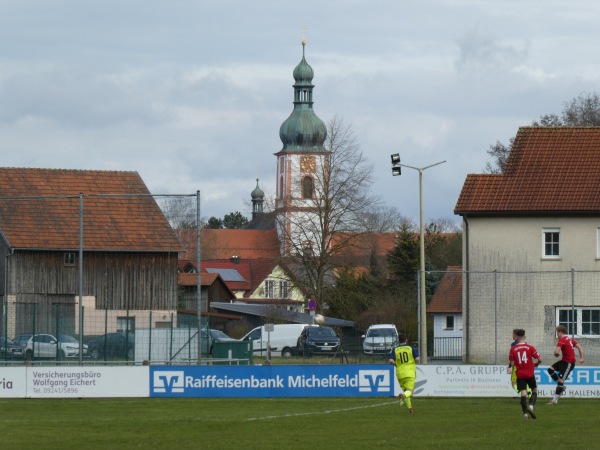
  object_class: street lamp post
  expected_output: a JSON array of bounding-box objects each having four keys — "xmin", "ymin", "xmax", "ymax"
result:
[{"xmin": 391, "ymin": 154, "xmax": 446, "ymax": 364}]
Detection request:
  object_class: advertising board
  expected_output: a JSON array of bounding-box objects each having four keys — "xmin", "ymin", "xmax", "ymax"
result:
[
  {"xmin": 0, "ymin": 366, "xmax": 149, "ymax": 398},
  {"xmin": 150, "ymin": 364, "xmax": 394, "ymax": 398},
  {"xmin": 0, "ymin": 364, "xmax": 597, "ymax": 399}
]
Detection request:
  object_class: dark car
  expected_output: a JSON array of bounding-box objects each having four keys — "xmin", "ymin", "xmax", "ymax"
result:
[
  {"xmin": 297, "ymin": 326, "xmax": 341, "ymax": 356},
  {"xmin": 87, "ymin": 332, "xmax": 135, "ymax": 361},
  {"xmin": 0, "ymin": 336, "xmax": 24, "ymax": 360}
]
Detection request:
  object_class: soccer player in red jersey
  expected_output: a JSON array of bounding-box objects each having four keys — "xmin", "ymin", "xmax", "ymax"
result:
[
  {"xmin": 508, "ymin": 329, "xmax": 542, "ymax": 419},
  {"xmin": 547, "ymin": 325, "xmax": 584, "ymax": 404}
]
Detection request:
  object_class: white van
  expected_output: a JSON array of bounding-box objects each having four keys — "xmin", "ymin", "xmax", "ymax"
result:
[
  {"xmin": 362, "ymin": 324, "xmax": 399, "ymax": 354},
  {"xmin": 241, "ymin": 324, "xmax": 308, "ymax": 358}
]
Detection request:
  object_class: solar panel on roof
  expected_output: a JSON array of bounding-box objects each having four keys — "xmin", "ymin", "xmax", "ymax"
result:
[{"xmin": 205, "ymin": 268, "xmax": 246, "ymax": 282}]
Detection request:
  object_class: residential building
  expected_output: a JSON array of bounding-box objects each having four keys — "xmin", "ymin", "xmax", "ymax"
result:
[
  {"xmin": 427, "ymin": 266, "xmax": 462, "ymax": 360},
  {"xmin": 455, "ymin": 127, "xmax": 600, "ymax": 364}
]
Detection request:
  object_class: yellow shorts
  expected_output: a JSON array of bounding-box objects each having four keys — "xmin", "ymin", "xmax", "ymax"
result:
[{"xmin": 398, "ymin": 375, "xmax": 415, "ymax": 391}]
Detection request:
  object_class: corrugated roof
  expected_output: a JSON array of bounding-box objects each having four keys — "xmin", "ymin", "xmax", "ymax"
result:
[
  {"xmin": 0, "ymin": 168, "xmax": 182, "ymax": 252},
  {"xmin": 455, "ymin": 127, "xmax": 600, "ymax": 214},
  {"xmin": 210, "ymin": 302, "xmax": 354, "ymax": 327}
]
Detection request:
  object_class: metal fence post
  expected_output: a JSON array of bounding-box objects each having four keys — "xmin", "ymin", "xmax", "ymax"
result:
[{"xmin": 494, "ymin": 270, "xmax": 498, "ymax": 364}]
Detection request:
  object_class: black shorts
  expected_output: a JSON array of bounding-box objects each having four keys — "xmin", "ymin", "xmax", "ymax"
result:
[
  {"xmin": 551, "ymin": 360, "xmax": 575, "ymax": 380},
  {"xmin": 516, "ymin": 376, "xmax": 537, "ymax": 392}
]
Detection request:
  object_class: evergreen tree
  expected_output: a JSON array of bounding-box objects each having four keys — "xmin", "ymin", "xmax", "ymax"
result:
[
  {"xmin": 205, "ymin": 217, "xmax": 223, "ymax": 229},
  {"xmin": 223, "ymin": 211, "xmax": 249, "ymax": 229}
]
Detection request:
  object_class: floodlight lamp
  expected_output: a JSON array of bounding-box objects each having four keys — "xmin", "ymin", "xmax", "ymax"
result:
[
  {"xmin": 390, "ymin": 153, "xmax": 400, "ymax": 165},
  {"xmin": 392, "ymin": 167, "xmax": 401, "ymax": 176}
]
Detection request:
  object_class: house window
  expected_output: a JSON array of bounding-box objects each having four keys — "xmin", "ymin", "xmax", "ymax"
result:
[
  {"xmin": 302, "ymin": 176, "xmax": 313, "ymax": 199},
  {"xmin": 557, "ymin": 307, "xmax": 600, "ymax": 337},
  {"xmin": 64, "ymin": 252, "xmax": 76, "ymax": 266},
  {"xmin": 597, "ymin": 228, "xmax": 600, "ymax": 258},
  {"xmin": 543, "ymin": 228, "xmax": 560, "ymax": 258},
  {"xmin": 265, "ymin": 280, "xmax": 275, "ymax": 298},
  {"xmin": 279, "ymin": 281, "xmax": 291, "ymax": 299},
  {"xmin": 445, "ymin": 315, "xmax": 454, "ymax": 330}
]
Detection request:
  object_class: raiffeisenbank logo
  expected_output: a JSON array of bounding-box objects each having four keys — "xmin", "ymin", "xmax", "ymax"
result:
[
  {"xmin": 358, "ymin": 370, "xmax": 391, "ymax": 393},
  {"xmin": 153, "ymin": 371, "xmax": 185, "ymax": 393}
]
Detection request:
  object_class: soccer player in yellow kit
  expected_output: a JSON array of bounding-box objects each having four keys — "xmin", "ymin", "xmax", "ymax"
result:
[{"xmin": 388, "ymin": 333, "xmax": 420, "ymax": 414}]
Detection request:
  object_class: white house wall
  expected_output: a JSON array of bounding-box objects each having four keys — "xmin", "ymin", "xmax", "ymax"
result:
[{"xmin": 463, "ymin": 216, "xmax": 600, "ymax": 364}]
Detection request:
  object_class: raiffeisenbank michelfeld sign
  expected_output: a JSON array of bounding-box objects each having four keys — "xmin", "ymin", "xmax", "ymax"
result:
[{"xmin": 150, "ymin": 365, "xmax": 393, "ymax": 398}]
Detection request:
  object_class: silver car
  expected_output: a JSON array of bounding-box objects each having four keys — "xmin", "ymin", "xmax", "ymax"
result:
[{"xmin": 16, "ymin": 333, "xmax": 87, "ymax": 360}]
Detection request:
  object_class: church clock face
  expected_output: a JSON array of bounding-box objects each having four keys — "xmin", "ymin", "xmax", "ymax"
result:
[{"xmin": 300, "ymin": 156, "xmax": 316, "ymax": 173}]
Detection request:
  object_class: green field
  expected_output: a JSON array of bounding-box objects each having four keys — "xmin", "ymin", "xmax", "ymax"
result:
[{"xmin": 0, "ymin": 397, "xmax": 596, "ymax": 449}]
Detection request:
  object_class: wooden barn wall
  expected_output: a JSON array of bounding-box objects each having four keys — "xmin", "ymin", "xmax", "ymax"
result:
[
  {"xmin": 0, "ymin": 239, "xmax": 8, "ymax": 297},
  {"xmin": 7, "ymin": 251, "xmax": 179, "ymax": 310},
  {"xmin": 12, "ymin": 294, "xmax": 76, "ymax": 336}
]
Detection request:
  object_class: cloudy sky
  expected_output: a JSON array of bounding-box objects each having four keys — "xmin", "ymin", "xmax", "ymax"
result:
[{"xmin": 2, "ymin": 1, "xmax": 600, "ymax": 225}]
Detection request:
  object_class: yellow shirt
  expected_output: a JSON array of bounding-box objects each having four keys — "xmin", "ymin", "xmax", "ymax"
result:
[{"xmin": 393, "ymin": 344, "xmax": 417, "ymax": 378}]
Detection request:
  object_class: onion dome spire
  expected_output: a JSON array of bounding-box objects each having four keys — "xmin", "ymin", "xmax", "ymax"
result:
[
  {"xmin": 251, "ymin": 178, "xmax": 264, "ymax": 218},
  {"xmin": 279, "ymin": 40, "xmax": 327, "ymax": 153}
]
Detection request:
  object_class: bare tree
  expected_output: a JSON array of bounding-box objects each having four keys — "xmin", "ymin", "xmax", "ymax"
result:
[
  {"xmin": 157, "ymin": 195, "xmax": 197, "ymax": 229},
  {"xmin": 276, "ymin": 115, "xmax": 388, "ymax": 310},
  {"xmin": 485, "ymin": 91, "xmax": 600, "ymax": 173}
]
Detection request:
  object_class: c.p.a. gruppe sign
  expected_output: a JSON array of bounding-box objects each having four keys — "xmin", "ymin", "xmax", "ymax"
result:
[{"xmin": 150, "ymin": 365, "xmax": 394, "ymax": 398}]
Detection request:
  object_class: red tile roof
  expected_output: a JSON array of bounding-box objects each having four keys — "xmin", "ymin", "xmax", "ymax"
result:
[
  {"xmin": 455, "ymin": 127, "xmax": 600, "ymax": 214},
  {"xmin": 178, "ymin": 272, "xmax": 221, "ymax": 287},
  {"xmin": 0, "ymin": 168, "xmax": 182, "ymax": 251},
  {"xmin": 178, "ymin": 229, "xmax": 281, "ymax": 260},
  {"xmin": 332, "ymin": 232, "xmax": 397, "ymax": 258},
  {"xmin": 180, "ymin": 257, "xmax": 288, "ymax": 297},
  {"xmin": 427, "ymin": 266, "xmax": 462, "ymax": 313}
]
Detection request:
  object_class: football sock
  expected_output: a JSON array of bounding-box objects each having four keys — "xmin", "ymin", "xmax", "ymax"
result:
[
  {"xmin": 556, "ymin": 384, "xmax": 564, "ymax": 395},
  {"xmin": 520, "ymin": 396, "xmax": 527, "ymax": 414},
  {"xmin": 529, "ymin": 392, "xmax": 537, "ymax": 407},
  {"xmin": 403, "ymin": 390, "xmax": 413, "ymax": 409}
]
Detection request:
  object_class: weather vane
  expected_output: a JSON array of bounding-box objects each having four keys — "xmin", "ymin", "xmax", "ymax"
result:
[{"xmin": 302, "ymin": 27, "xmax": 307, "ymax": 46}]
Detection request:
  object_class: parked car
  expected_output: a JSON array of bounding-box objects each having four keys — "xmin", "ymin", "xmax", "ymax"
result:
[
  {"xmin": 200, "ymin": 329, "xmax": 239, "ymax": 356},
  {"xmin": 297, "ymin": 326, "xmax": 341, "ymax": 356},
  {"xmin": 241, "ymin": 324, "xmax": 307, "ymax": 357},
  {"xmin": 87, "ymin": 332, "xmax": 135, "ymax": 360},
  {"xmin": 362, "ymin": 324, "xmax": 399, "ymax": 355},
  {"xmin": 0, "ymin": 336, "xmax": 24, "ymax": 360},
  {"xmin": 15, "ymin": 333, "xmax": 87, "ymax": 359}
]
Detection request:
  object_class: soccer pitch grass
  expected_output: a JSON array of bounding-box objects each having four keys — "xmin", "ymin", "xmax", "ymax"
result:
[{"xmin": 0, "ymin": 397, "xmax": 597, "ymax": 449}]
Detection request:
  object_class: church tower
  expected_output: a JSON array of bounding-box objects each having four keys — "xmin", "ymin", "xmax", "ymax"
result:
[{"xmin": 275, "ymin": 40, "xmax": 329, "ymax": 255}]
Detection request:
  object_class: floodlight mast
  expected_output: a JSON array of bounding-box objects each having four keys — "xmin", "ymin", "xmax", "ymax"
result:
[{"xmin": 390, "ymin": 155, "xmax": 446, "ymax": 364}]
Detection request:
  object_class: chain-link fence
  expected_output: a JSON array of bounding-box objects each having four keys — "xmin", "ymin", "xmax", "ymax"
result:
[
  {"xmin": 0, "ymin": 192, "xmax": 217, "ymax": 365},
  {"xmin": 455, "ymin": 269, "xmax": 600, "ymax": 366},
  {"xmin": 2, "ymin": 192, "xmax": 597, "ymax": 368}
]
